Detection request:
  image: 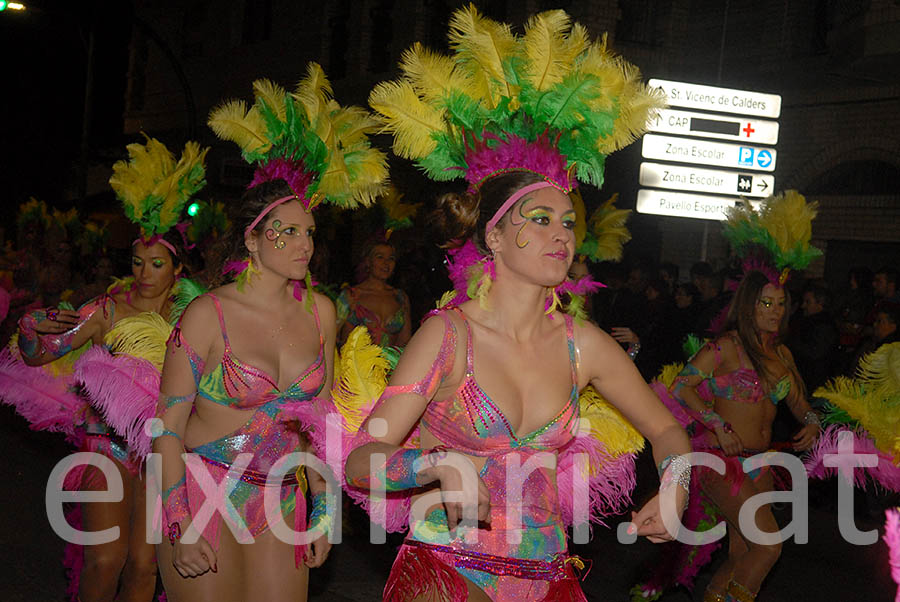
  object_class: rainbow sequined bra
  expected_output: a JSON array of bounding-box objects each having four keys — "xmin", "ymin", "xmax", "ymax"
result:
[
  {"xmin": 695, "ymin": 337, "xmax": 791, "ymax": 406},
  {"xmin": 422, "ymin": 308, "xmax": 579, "ymax": 455},
  {"xmin": 174, "ymin": 293, "xmax": 326, "ymax": 407}
]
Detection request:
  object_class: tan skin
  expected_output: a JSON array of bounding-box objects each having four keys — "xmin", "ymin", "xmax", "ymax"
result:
[
  {"xmin": 153, "ymin": 201, "xmax": 335, "ymax": 602},
  {"xmin": 21, "ymin": 241, "xmax": 181, "ymax": 602},
  {"xmin": 338, "ymin": 243, "xmax": 411, "ymax": 347},
  {"xmin": 675, "ymin": 283, "xmax": 820, "ymax": 596},
  {"xmin": 346, "ymin": 187, "xmax": 690, "ymax": 601}
]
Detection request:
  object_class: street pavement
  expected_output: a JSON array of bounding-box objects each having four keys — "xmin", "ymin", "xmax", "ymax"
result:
[{"xmin": 1, "ymin": 405, "xmax": 892, "ymax": 601}]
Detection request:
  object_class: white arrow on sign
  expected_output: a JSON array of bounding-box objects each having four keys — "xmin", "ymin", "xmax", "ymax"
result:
[
  {"xmin": 639, "ymin": 162, "xmax": 775, "ymax": 197},
  {"xmin": 649, "ymin": 79, "xmax": 782, "ymax": 118},
  {"xmin": 648, "ymin": 109, "xmax": 779, "ymax": 145},
  {"xmin": 641, "ymin": 134, "xmax": 777, "ymax": 172},
  {"xmin": 636, "ymin": 189, "xmax": 761, "ymax": 221}
]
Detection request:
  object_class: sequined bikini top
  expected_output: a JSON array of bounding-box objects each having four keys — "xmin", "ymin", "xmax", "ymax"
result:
[
  {"xmin": 421, "ymin": 308, "xmax": 579, "ymax": 455},
  {"xmin": 697, "ymin": 337, "xmax": 790, "ymax": 405},
  {"xmin": 174, "ymin": 293, "xmax": 326, "ymax": 408}
]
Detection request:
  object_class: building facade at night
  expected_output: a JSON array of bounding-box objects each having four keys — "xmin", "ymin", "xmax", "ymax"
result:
[{"xmin": 120, "ymin": 0, "xmax": 900, "ymax": 284}]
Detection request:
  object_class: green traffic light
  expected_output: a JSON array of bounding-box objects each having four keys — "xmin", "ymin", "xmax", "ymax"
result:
[
  {"xmin": 0, "ymin": 2, "xmax": 8, "ymax": 11},
  {"xmin": 187, "ymin": 202, "xmax": 200, "ymax": 217}
]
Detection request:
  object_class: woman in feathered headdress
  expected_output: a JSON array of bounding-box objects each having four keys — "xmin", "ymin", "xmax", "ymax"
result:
[
  {"xmin": 2, "ymin": 135, "xmax": 207, "ymax": 601},
  {"xmin": 338, "ymin": 6, "xmax": 691, "ymax": 600},
  {"xmin": 336, "ymin": 186, "xmax": 419, "ymax": 349},
  {"xmin": 152, "ymin": 63, "xmax": 387, "ymax": 601},
  {"xmin": 645, "ymin": 191, "xmax": 823, "ymax": 602}
]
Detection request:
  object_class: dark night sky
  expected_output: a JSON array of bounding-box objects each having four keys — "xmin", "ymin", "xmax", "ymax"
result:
[{"xmin": 0, "ymin": 0, "xmax": 132, "ymax": 220}]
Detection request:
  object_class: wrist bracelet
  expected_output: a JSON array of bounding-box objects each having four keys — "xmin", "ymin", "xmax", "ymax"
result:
[
  {"xmin": 660, "ymin": 454, "xmax": 691, "ymax": 495},
  {"xmin": 803, "ymin": 411, "xmax": 821, "ymax": 427},
  {"xmin": 627, "ymin": 342, "xmax": 641, "ymax": 360}
]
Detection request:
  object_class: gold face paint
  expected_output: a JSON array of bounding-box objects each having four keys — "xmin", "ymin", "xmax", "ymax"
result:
[
  {"xmin": 508, "ymin": 199, "xmax": 577, "ymax": 249},
  {"xmin": 264, "ymin": 220, "xmax": 313, "ymax": 250}
]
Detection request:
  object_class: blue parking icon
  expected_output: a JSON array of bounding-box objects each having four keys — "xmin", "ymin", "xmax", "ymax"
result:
[
  {"xmin": 757, "ymin": 149, "xmax": 773, "ymax": 169},
  {"xmin": 738, "ymin": 147, "xmax": 754, "ymax": 166}
]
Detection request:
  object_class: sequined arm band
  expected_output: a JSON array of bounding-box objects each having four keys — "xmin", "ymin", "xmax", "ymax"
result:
[
  {"xmin": 18, "ymin": 309, "xmax": 89, "ymax": 360},
  {"xmin": 162, "ymin": 474, "xmax": 190, "ymax": 544},
  {"xmin": 156, "ymin": 392, "xmax": 197, "ymax": 414},
  {"xmin": 671, "ymin": 363, "xmax": 732, "ymax": 433},
  {"xmin": 308, "ymin": 492, "xmax": 334, "ymax": 538},
  {"xmin": 348, "ymin": 446, "xmax": 447, "ymax": 491}
]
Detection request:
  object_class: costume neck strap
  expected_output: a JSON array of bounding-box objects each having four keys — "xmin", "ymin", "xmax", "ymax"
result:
[
  {"xmin": 133, "ymin": 235, "xmax": 177, "ymax": 256},
  {"xmin": 485, "ymin": 181, "xmax": 554, "ymax": 238},
  {"xmin": 245, "ymin": 194, "xmax": 298, "ymax": 237}
]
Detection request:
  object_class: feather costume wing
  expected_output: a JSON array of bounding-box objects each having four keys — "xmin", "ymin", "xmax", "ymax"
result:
[
  {"xmin": 331, "ymin": 326, "xmax": 391, "ymax": 433},
  {"xmin": 104, "ymin": 312, "xmax": 172, "ymax": 372},
  {"xmin": 813, "ymin": 342, "xmax": 900, "ymax": 459},
  {"xmin": 74, "ymin": 346, "xmax": 160, "ymax": 456},
  {"xmin": 556, "ymin": 386, "xmax": 644, "ymax": 526},
  {"xmin": 0, "ymin": 347, "xmax": 85, "ymax": 442}
]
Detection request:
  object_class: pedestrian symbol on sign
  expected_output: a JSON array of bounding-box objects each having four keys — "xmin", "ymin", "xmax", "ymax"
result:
[
  {"xmin": 737, "ymin": 174, "xmax": 753, "ymax": 193},
  {"xmin": 757, "ymin": 149, "xmax": 773, "ymax": 169},
  {"xmin": 738, "ymin": 147, "xmax": 754, "ymax": 167}
]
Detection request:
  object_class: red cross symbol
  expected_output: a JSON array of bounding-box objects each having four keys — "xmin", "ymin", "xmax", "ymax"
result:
[{"xmin": 742, "ymin": 122, "xmax": 755, "ymax": 137}]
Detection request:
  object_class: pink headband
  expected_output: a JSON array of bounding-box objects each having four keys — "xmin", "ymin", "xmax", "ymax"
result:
[
  {"xmin": 245, "ymin": 194, "xmax": 298, "ymax": 237},
  {"xmin": 484, "ymin": 181, "xmax": 554, "ymax": 237},
  {"xmin": 133, "ymin": 236, "xmax": 177, "ymax": 256}
]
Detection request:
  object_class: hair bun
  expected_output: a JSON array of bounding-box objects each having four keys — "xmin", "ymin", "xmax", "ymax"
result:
[{"xmin": 431, "ymin": 191, "xmax": 479, "ymax": 249}]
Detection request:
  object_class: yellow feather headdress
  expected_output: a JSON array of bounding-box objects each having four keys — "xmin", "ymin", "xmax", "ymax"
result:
[
  {"xmin": 109, "ymin": 135, "xmax": 209, "ymax": 242},
  {"xmin": 722, "ymin": 190, "xmax": 822, "ymax": 286},
  {"xmin": 16, "ymin": 197, "xmax": 50, "ymax": 231},
  {"xmin": 208, "ymin": 63, "xmax": 388, "ymax": 210},
  {"xmin": 369, "ymin": 4, "xmax": 664, "ymax": 192}
]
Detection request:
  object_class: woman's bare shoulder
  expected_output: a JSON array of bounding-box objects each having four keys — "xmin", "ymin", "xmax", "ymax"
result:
[{"xmin": 310, "ymin": 290, "xmax": 336, "ymax": 321}]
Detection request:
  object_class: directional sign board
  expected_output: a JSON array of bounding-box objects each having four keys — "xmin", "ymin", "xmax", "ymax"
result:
[
  {"xmin": 642, "ymin": 134, "xmax": 776, "ymax": 172},
  {"xmin": 648, "ymin": 79, "xmax": 781, "ymax": 118},
  {"xmin": 648, "ymin": 109, "xmax": 779, "ymax": 145},
  {"xmin": 636, "ymin": 189, "xmax": 760, "ymax": 221},
  {"xmin": 637, "ymin": 80, "xmax": 781, "ymax": 222},
  {"xmin": 639, "ymin": 162, "xmax": 774, "ymax": 197}
]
